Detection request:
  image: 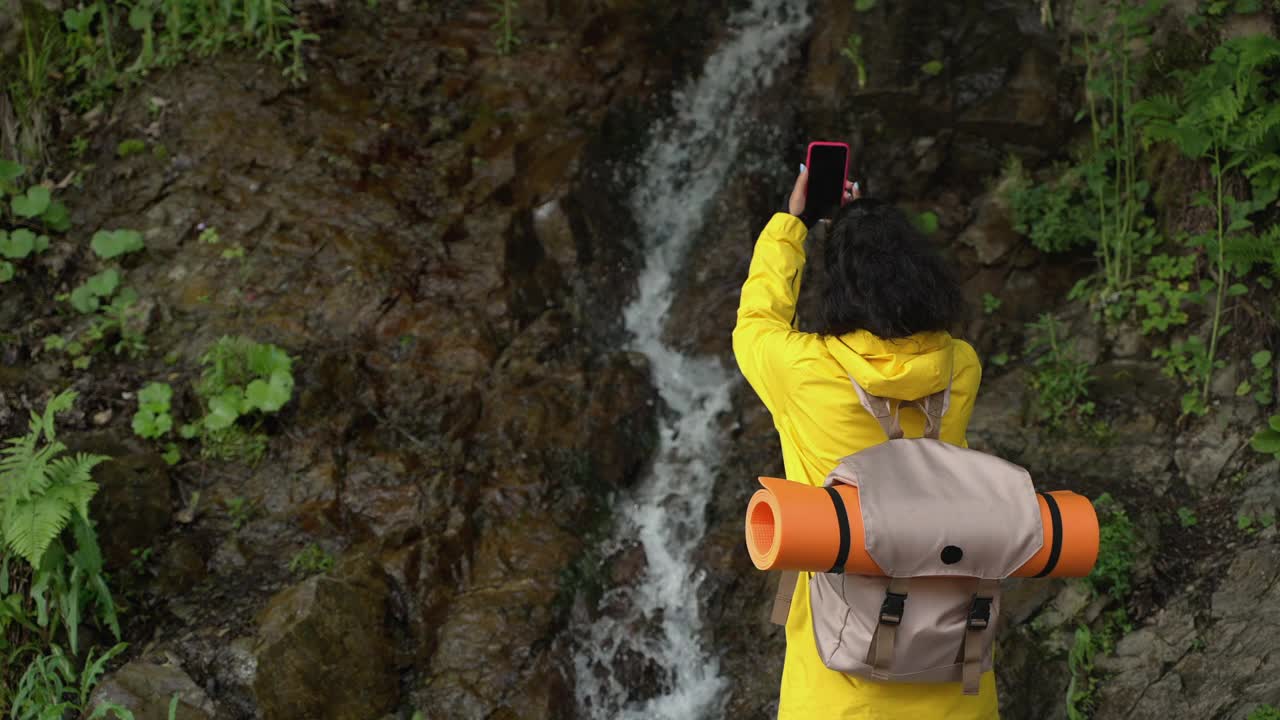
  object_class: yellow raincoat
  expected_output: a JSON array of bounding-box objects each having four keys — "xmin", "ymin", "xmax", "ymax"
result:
[{"xmin": 732, "ymin": 213, "xmax": 998, "ymax": 719}]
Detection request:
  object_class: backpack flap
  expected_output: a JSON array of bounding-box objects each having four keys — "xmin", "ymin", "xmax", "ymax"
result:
[{"xmin": 826, "ymin": 439, "xmax": 1043, "ymax": 580}]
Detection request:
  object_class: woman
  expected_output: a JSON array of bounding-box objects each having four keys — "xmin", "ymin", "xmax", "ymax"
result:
[{"xmin": 732, "ymin": 169, "xmax": 993, "ymax": 719}]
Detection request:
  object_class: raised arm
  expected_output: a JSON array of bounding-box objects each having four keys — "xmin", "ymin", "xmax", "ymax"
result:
[
  {"xmin": 733, "ymin": 170, "xmax": 857, "ymax": 413},
  {"xmin": 732, "ymin": 212, "xmax": 810, "ymax": 413}
]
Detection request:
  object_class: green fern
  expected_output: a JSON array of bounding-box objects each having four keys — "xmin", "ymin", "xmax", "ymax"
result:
[{"xmin": 0, "ymin": 391, "xmax": 106, "ymax": 567}]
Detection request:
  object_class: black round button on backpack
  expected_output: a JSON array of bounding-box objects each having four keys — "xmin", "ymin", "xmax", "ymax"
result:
[{"xmin": 941, "ymin": 545, "xmax": 964, "ymax": 565}]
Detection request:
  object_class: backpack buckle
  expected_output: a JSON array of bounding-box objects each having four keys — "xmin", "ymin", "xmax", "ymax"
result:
[
  {"xmin": 879, "ymin": 591, "xmax": 907, "ymax": 626},
  {"xmin": 967, "ymin": 596, "xmax": 993, "ymax": 631}
]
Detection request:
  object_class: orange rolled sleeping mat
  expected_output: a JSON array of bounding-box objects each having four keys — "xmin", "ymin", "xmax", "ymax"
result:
[{"xmin": 745, "ymin": 477, "xmax": 1099, "ymax": 578}]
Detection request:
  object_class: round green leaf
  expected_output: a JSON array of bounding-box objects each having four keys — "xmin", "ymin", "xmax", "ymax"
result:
[
  {"xmin": 1271, "ymin": 414, "xmax": 1280, "ymax": 432},
  {"xmin": 84, "ymin": 269, "xmax": 120, "ymax": 298},
  {"xmin": 0, "ymin": 228, "xmax": 35, "ymax": 259},
  {"xmin": 179, "ymin": 423, "xmax": 200, "ymax": 440},
  {"xmin": 11, "ymin": 186, "xmax": 51, "ymax": 218},
  {"xmin": 205, "ymin": 388, "xmax": 244, "ymax": 430},
  {"xmin": 41, "ymin": 201, "xmax": 70, "ymax": 232},
  {"xmin": 246, "ymin": 370, "xmax": 293, "ymax": 413},
  {"xmin": 139, "ymin": 382, "xmax": 173, "ymax": 409},
  {"xmin": 922, "ymin": 60, "xmax": 944, "ymax": 76},
  {"xmin": 90, "ymin": 230, "xmax": 145, "ymax": 259},
  {"xmin": 1252, "ymin": 428, "xmax": 1280, "ymax": 455},
  {"xmin": 70, "ymin": 285, "xmax": 101, "ymax": 314},
  {"xmin": 0, "ymin": 261, "xmax": 13, "ymax": 283},
  {"xmin": 1253, "ymin": 350, "xmax": 1273, "ymax": 368},
  {"xmin": 0, "ymin": 159, "xmax": 23, "ymax": 185},
  {"xmin": 162, "ymin": 444, "xmax": 181, "ymax": 466}
]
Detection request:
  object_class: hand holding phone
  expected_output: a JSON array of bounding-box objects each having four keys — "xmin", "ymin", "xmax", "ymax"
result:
[{"xmin": 791, "ymin": 142, "xmax": 852, "ymax": 226}]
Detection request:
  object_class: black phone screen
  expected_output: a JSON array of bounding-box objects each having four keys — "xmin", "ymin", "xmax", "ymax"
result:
[{"xmin": 806, "ymin": 145, "xmax": 848, "ymax": 222}]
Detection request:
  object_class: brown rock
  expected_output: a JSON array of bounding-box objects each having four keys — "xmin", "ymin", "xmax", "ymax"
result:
[
  {"xmin": 252, "ymin": 559, "xmax": 397, "ymax": 720},
  {"xmin": 87, "ymin": 660, "xmax": 216, "ymax": 720}
]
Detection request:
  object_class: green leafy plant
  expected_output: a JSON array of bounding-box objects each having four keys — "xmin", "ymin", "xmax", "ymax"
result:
[
  {"xmin": 1236, "ymin": 350, "xmax": 1274, "ymax": 406},
  {"xmin": 224, "ymin": 497, "xmax": 256, "ymax": 530},
  {"xmin": 131, "ymin": 382, "xmax": 173, "ymax": 440},
  {"xmin": 1006, "ymin": 157, "xmax": 1097, "ymax": 255},
  {"xmin": 1247, "ymin": 705, "xmax": 1280, "ymax": 720},
  {"xmin": 921, "ymin": 59, "xmax": 944, "ymax": 76},
  {"xmin": 1177, "ymin": 506, "xmax": 1198, "ymax": 528},
  {"xmin": 90, "ymin": 229, "xmax": 144, "ymax": 260},
  {"xmin": 1134, "ymin": 253, "xmax": 1203, "ymax": 334},
  {"xmin": 841, "ymin": 34, "xmax": 868, "ymax": 89},
  {"xmin": 982, "ymin": 293, "xmax": 1002, "ymax": 315},
  {"xmin": 115, "ymin": 139, "xmax": 146, "ymax": 158},
  {"xmin": 491, "ymin": 0, "xmax": 521, "ymax": 55},
  {"xmin": 912, "ymin": 210, "xmax": 939, "ymax": 235},
  {"xmin": 1153, "ymin": 334, "xmax": 1219, "ymax": 416},
  {"xmin": 0, "ymin": 392, "xmax": 123, "ymax": 717},
  {"xmin": 70, "ymin": 269, "xmax": 120, "ymax": 314},
  {"xmin": 1252, "ymin": 414, "xmax": 1280, "ymax": 459},
  {"xmin": 855, "ymin": 0, "xmax": 877, "ymax": 9},
  {"xmin": 288, "ymin": 543, "xmax": 334, "ymax": 575},
  {"xmin": 1, "ymin": 391, "xmax": 105, "ymax": 568},
  {"xmin": 185, "ymin": 336, "xmax": 296, "ymax": 462},
  {"xmin": 1026, "ymin": 314, "xmax": 1096, "ymax": 427},
  {"xmin": 10, "ymin": 643, "xmax": 130, "ymax": 720},
  {"xmin": 1135, "ymin": 34, "xmax": 1280, "ymax": 408},
  {"xmin": 1087, "ymin": 493, "xmax": 1136, "ymax": 599},
  {"xmin": 0, "ymin": 160, "xmax": 64, "ymax": 283}
]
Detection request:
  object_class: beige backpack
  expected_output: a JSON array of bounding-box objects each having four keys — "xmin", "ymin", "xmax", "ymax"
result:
[{"xmin": 771, "ymin": 378, "xmax": 1044, "ymax": 695}]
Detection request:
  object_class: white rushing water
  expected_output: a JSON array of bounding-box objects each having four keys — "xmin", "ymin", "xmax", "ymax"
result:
[{"xmin": 573, "ymin": 1, "xmax": 810, "ymax": 718}]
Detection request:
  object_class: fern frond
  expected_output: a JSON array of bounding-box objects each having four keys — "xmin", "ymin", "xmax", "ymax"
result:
[
  {"xmin": 1133, "ymin": 93, "xmax": 1182, "ymax": 121},
  {"xmin": 39, "ymin": 389, "xmax": 77, "ymax": 442},
  {"xmin": 3, "ymin": 494, "xmax": 75, "ymax": 566},
  {"xmin": 1231, "ymin": 34, "xmax": 1280, "ymax": 74},
  {"xmin": 1, "ymin": 440, "xmax": 63, "ymax": 504}
]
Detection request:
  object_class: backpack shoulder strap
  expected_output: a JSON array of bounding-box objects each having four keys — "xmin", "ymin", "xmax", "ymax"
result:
[
  {"xmin": 848, "ymin": 375, "xmax": 953, "ymax": 441},
  {"xmin": 848, "ymin": 377, "xmax": 904, "ymax": 440},
  {"xmin": 770, "ymin": 570, "xmax": 799, "ymax": 626}
]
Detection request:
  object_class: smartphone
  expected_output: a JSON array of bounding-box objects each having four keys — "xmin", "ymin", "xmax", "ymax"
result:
[{"xmin": 804, "ymin": 141, "xmax": 851, "ymax": 222}]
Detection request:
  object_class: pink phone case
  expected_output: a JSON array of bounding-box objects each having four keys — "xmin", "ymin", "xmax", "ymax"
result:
[{"xmin": 805, "ymin": 141, "xmax": 851, "ymax": 188}]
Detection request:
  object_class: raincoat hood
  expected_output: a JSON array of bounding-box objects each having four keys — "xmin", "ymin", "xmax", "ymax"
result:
[{"xmin": 823, "ymin": 329, "xmax": 956, "ymax": 401}]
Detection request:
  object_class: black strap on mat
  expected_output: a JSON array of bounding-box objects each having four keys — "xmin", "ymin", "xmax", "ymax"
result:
[
  {"xmin": 823, "ymin": 486, "xmax": 851, "ymax": 574},
  {"xmin": 1034, "ymin": 492, "xmax": 1063, "ymax": 578}
]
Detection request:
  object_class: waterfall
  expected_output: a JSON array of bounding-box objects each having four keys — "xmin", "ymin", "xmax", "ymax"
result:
[{"xmin": 573, "ymin": 1, "xmax": 811, "ymax": 717}]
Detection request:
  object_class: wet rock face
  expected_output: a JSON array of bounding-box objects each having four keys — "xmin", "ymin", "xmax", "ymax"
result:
[
  {"xmin": 88, "ymin": 660, "xmax": 216, "ymax": 720},
  {"xmin": 30, "ymin": 2, "xmax": 719, "ymax": 718},
  {"xmin": 1095, "ymin": 546, "xmax": 1280, "ymax": 719},
  {"xmin": 251, "ymin": 559, "xmax": 396, "ymax": 720}
]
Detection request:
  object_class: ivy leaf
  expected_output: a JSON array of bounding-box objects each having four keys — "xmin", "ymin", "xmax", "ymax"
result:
[
  {"xmin": 0, "ymin": 228, "xmax": 36, "ymax": 259},
  {"xmin": 41, "ymin": 200, "xmax": 70, "ymax": 232},
  {"xmin": 162, "ymin": 443, "xmax": 181, "ymax": 466},
  {"xmin": 84, "ymin": 269, "xmax": 120, "ymax": 298},
  {"xmin": 132, "ymin": 408, "xmax": 170, "ymax": 439},
  {"xmin": 90, "ymin": 230, "xmax": 145, "ymax": 259},
  {"xmin": 0, "ymin": 159, "xmax": 23, "ymax": 185},
  {"xmin": 0, "ymin": 261, "xmax": 13, "ymax": 283},
  {"xmin": 247, "ymin": 343, "xmax": 291, "ymax": 377},
  {"xmin": 138, "ymin": 382, "xmax": 172, "ymax": 410},
  {"xmin": 205, "ymin": 388, "xmax": 244, "ymax": 430},
  {"xmin": 11, "ymin": 186, "xmax": 51, "ymax": 218},
  {"xmin": 1249, "ymin": 428, "xmax": 1280, "ymax": 455},
  {"xmin": 245, "ymin": 370, "xmax": 293, "ymax": 413},
  {"xmin": 69, "ymin": 285, "xmax": 101, "ymax": 314}
]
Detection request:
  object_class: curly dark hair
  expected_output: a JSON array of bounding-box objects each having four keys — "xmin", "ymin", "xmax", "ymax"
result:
[{"xmin": 816, "ymin": 198, "xmax": 964, "ymax": 339}]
